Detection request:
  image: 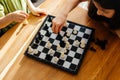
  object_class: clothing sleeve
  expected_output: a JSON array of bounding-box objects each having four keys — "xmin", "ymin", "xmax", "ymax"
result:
[{"xmin": 0, "ymin": 4, "xmax": 5, "ymax": 17}]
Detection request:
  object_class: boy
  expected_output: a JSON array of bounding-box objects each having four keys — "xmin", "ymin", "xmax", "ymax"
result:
[{"xmin": 0, "ymin": 0, "xmax": 46, "ymax": 37}]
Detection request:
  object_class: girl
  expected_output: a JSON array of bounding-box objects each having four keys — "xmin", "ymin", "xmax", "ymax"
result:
[{"xmin": 52, "ymin": 0, "xmax": 120, "ymax": 38}]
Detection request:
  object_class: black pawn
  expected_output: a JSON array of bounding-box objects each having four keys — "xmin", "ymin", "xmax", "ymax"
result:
[
  {"xmin": 35, "ymin": 38, "xmax": 39, "ymax": 44},
  {"xmin": 95, "ymin": 38, "xmax": 107, "ymax": 50},
  {"xmin": 46, "ymin": 54, "xmax": 52, "ymax": 61},
  {"xmin": 60, "ymin": 41, "xmax": 66, "ymax": 47},
  {"xmin": 43, "ymin": 24, "xmax": 49, "ymax": 30},
  {"xmin": 46, "ymin": 30, "xmax": 51, "ymax": 37},
  {"xmin": 48, "ymin": 17, "xmax": 52, "ymax": 22},
  {"xmin": 56, "ymin": 33, "xmax": 62, "ymax": 40},
  {"xmin": 38, "ymin": 33, "xmax": 43, "ymax": 40}
]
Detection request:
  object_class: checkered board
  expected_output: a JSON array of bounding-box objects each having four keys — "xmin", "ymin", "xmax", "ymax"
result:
[{"xmin": 24, "ymin": 15, "xmax": 94, "ymax": 74}]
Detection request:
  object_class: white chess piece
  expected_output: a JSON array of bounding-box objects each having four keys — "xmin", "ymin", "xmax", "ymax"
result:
[
  {"xmin": 61, "ymin": 52, "xmax": 65, "ymax": 59},
  {"xmin": 28, "ymin": 46, "xmax": 34, "ymax": 53},
  {"xmin": 54, "ymin": 56, "xmax": 59, "ymax": 62},
  {"xmin": 57, "ymin": 44, "xmax": 61, "ymax": 51}
]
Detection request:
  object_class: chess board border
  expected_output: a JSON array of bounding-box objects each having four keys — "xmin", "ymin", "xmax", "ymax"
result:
[{"xmin": 24, "ymin": 14, "xmax": 95, "ymax": 74}]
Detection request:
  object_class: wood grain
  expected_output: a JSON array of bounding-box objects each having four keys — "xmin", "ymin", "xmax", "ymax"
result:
[{"xmin": 0, "ymin": 0, "xmax": 120, "ymax": 80}]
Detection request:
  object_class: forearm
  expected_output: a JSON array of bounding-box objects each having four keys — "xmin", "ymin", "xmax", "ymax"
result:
[
  {"xmin": 26, "ymin": 0, "xmax": 35, "ymax": 13},
  {"xmin": 0, "ymin": 13, "xmax": 13, "ymax": 29},
  {"xmin": 58, "ymin": 0, "xmax": 87, "ymax": 17}
]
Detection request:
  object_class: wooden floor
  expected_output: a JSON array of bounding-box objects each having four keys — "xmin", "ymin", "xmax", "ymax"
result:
[{"xmin": 0, "ymin": 0, "xmax": 120, "ymax": 80}]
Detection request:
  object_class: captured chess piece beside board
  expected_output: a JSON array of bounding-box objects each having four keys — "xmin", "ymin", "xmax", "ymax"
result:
[{"xmin": 24, "ymin": 15, "xmax": 94, "ymax": 74}]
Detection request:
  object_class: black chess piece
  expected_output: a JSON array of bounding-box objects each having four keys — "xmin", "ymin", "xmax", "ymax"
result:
[
  {"xmin": 60, "ymin": 41, "xmax": 66, "ymax": 47},
  {"xmin": 43, "ymin": 24, "xmax": 49, "ymax": 30},
  {"xmin": 56, "ymin": 33, "xmax": 62, "ymax": 40},
  {"xmin": 46, "ymin": 30, "xmax": 51, "ymax": 37},
  {"xmin": 38, "ymin": 32, "xmax": 43, "ymax": 40},
  {"xmin": 48, "ymin": 17, "xmax": 52, "ymax": 22},
  {"xmin": 95, "ymin": 38, "xmax": 108, "ymax": 50},
  {"xmin": 46, "ymin": 54, "xmax": 52, "ymax": 61},
  {"xmin": 35, "ymin": 38, "xmax": 39, "ymax": 44}
]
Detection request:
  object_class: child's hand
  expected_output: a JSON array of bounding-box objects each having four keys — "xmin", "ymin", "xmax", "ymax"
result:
[
  {"xmin": 11, "ymin": 10, "xmax": 29, "ymax": 23},
  {"xmin": 31, "ymin": 8, "xmax": 47, "ymax": 16},
  {"xmin": 52, "ymin": 14, "xmax": 67, "ymax": 34}
]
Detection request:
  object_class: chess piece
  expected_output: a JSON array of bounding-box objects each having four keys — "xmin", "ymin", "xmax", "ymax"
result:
[
  {"xmin": 57, "ymin": 44, "xmax": 61, "ymax": 51},
  {"xmin": 61, "ymin": 52, "xmax": 65, "ymax": 59},
  {"xmin": 28, "ymin": 46, "xmax": 33, "ymax": 53}
]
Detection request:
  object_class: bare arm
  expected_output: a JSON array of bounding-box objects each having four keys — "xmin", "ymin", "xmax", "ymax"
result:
[
  {"xmin": 0, "ymin": 13, "xmax": 13, "ymax": 29},
  {"xmin": 0, "ymin": 11, "xmax": 28, "ymax": 29},
  {"xmin": 26, "ymin": 0, "xmax": 35, "ymax": 13},
  {"xmin": 58, "ymin": 0, "xmax": 86, "ymax": 17},
  {"xmin": 52, "ymin": 0, "xmax": 88, "ymax": 33},
  {"xmin": 26, "ymin": 0, "xmax": 46, "ymax": 16}
]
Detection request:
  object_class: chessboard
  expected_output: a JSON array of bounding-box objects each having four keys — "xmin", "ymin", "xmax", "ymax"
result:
[{"xmin": 24, "ymin": 15, "xmax": 94, "ymax": 74}]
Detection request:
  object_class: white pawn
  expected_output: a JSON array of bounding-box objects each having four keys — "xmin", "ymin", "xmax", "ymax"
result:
[
  {"xmin": 73, "ymin": 29, "xmax": 77, "ymax": 35},
  {"xmin": 33, "ymin": 49, "xmax": 38, "ymax": 54},
  {"xmin": 57, "ymin": 44, "xmax": 61, "ymax": 51},
  {"xmin": 63, "ymin": 48, "xmax": 67, "ymax": 53},
  {"xmin": 80, "ymin": 43, "xmax": 86, "ymax": 48},
  {"xmin": 75, "ymin": 40, "xmax": 80, "ymax": 46},
  {"xmin": 46, "ymin": 41, "xmax": 51, "ymax": 48},
  {"xmin": 49, "ymin": 49, "xmax": 54, "ymax": 55},
  {"xmin": 28, "ymin": 46, "xmax": 33, "ymax": 54},
  {"xmin": 81, "ymin": 39, "xmax": 86, "ymax": 44},
  {"xmin": 66, "ymin": 32, "xmax": 70, "ymax": 37},
  {"xmin": 65, "ymin": 41, "xmax": 70, "ymax": 49},
  {"xmin": 61, "ymin": 52, "xmax": 65, "ymax": 59},
  {"xmin": 54, "ymin": 56, "xmax": 59, "ymax": 62},
  {"xmin": 62, "ymin": 36, "xmax": 67, "ymax": 42}
]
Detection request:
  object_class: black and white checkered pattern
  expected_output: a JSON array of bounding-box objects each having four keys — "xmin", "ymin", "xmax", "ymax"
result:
[{"xmin": 25, "ymin": 15, "xmax": 94, "ymax": 74}]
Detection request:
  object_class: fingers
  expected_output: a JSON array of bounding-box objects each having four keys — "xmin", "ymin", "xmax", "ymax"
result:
[
  {"xmin": 12, "ymin": 10, "xmax": 29, "ymax": 22},
  {"xmin": 59, "ymin": 25, "xmax": 63, "ymax": 32},
  {"xmin": 54, "ymin": 24, "xmax": 60, "ymax": 34},
  {"xmin": 37, "ymin": 10, "xmax": 47, "ymax": 16},
  {"xmin": 52, "ymin": 21, "xmax": 55, "ymax": 33},
  {"xmin": 18, "ymin": 11, "xmax": 29, "ymax": 20},
  {"xmin": 16, "ymin": 14, "xmax": 28, "ymax": 22},
  {"xmin": 59, "ymin": 21, "xmax": 66, "ymax": 32},
  {"xmin": 15, "ymin": 10, "xmax": 29, "ymax": 18},
  {"xmin": 32, "ymin": 8, "xmax": 47, "ymax": 16},
  {"xmin": 39, "ymin": 9, "xmax": 47, "ymax": 14},
  {"xmin": 52, "ymin": 15, "xmax": 67, "ymax": 34},
  {"xmin": 52, "ymin": 20, "xmax": 63, "ymax": 34},
  {"xmin": 19, "ymin": 11, "xmax": 29, "ymax": 18}
]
